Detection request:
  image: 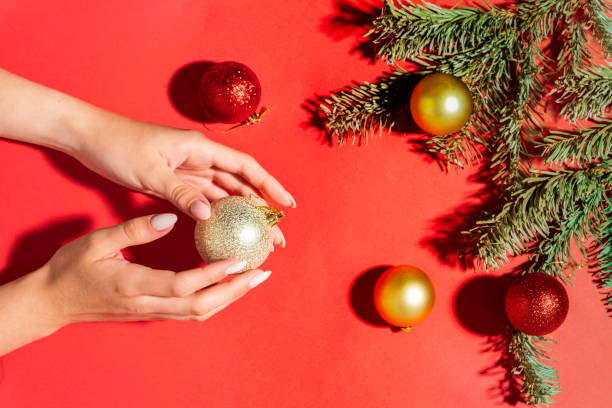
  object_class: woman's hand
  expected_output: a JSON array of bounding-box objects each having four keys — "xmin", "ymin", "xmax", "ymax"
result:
[
  {"xmin": 0, "ymin": 68, "xmax": 294, "ymax": 245},
  {"xmin": 43, "ymin": 213, "xmax": 271, "ymax": 326},
  {"xmin": 0, "ymin": 213, "xmax": 271, "ymax": 355},
  {"xmin": 75, "ymin": 117, "xmax": 293, "ymax": 245}
]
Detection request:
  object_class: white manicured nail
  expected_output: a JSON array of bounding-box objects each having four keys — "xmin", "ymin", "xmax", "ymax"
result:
[
  {"xmin": 286, "ymin": 192, "xmax": 297, "ymax": 208},
  {"xmin": 249, "ymin": 271, "xmax": 271, "ymax": 288},
  {"xmin": 225, "ymin": 261, "xmax": 247, "ymax": 275},
  {"xmin": 190, "ymin": 200, "xmax": 211, "ymax": 220},
  {"xmin": 278, "ymin": 228, "xmax": 286, "ymax": 248},
  {"xmin": 151, "ymin": 213, "xmax": 178, "ymax": 231}
]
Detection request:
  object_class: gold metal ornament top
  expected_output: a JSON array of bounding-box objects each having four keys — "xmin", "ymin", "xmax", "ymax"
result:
[
  {"xmin": 225, "ymin": 106, "xmax": 270, "ymax": 131},
  {"xmin": 250, "ymin": 195, "xmax": 285, "ymax": 226}
]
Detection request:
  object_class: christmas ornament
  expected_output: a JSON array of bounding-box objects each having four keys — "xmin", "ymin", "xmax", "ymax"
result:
[
  {"xmin": 373, "ymin": 265, "xmax": 435, "ymax": 331},
  {"xmin": 504, "ymin": 273, "xmax": 569, "ymax": 336},
  {"xmin": 194, "ymin": 196, "xmax": 284, "ymax": 273},
  {"xmin": 199, "ymin": 61, "xmax": 262, "ymax": 124},
  {"xmin": 318, "ymin": 0, "xmax": 611, "ymax": 403},
  {"xmin": 409, "ymin": 73, "xmax": 473, "ymax": 136}
]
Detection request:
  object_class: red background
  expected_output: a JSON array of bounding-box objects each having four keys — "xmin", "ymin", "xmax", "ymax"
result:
[{"xmin": 0, "ymin": 1, "xmax": 610, "ymax": 407}]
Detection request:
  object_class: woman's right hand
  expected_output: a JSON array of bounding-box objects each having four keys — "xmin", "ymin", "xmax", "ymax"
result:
[{"xmin": 40, "ymin": 213, "xmax": 271, "ymax": 327}]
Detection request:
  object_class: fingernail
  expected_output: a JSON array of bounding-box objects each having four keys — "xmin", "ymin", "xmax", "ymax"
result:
[
  {"xmin": 151, "ymin": 213, "xmax": 178, "ymax": 231},
  {"xmin": 190, "ymin": 200, "xmax": 211, "ymax": 220},
  {"xmin": 225, "ymin": 260, "xmax": 247, "ymax": 275},
  {"xmin": 285, "ymin": 192, "xmax": 297, "ymax": 208},
  {"xmin": 278, "ymin": 228, "xmax": 286, "ymax": 248},
  {"xmin": 249, "ymin": 271, "xmax": 271, "ymax": 288}
]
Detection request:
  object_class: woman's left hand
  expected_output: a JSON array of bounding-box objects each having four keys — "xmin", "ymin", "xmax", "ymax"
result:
[{"xmin": 74, "ymin": 116, "xmax": 295, "ymax": 245}]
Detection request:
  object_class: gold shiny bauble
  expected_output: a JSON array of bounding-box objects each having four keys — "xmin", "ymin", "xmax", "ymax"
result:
[
  {"xmin": 194, "ymin": 196, "xmax": 283, "ymax": 273},
  {"xmin": 409, "ymin": 73, "xmax": 473, "ymax": 136},
  {"xmin": 373, "ymin": 265, "xmax": 435, "ymax": 331}
]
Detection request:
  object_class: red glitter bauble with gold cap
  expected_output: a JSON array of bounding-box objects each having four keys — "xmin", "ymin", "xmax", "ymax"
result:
[
  {"xmin": 504, "ymin": 273, "xmax": 569, "ymax": 336},
  {"xmin": 199, "ymin": 61, "xmax": 261, "ymax": 124}
]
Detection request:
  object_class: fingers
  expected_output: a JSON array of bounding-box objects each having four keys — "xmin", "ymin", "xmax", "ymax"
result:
[
  {"xmin": 208, "ymin": 142, "xmax": 296, "ymax": 208},
  {"xmin": 212, "ymin": 171, "xmax": 259, "ymax": 197},
  {"xmin": 201, "ymin": 184, "xmax": 230, "ymax": 201},
  {"xmin": 158, "ymin": 173, "xmax": 212, "ymax": 220},
  {"xmin": 92, "ymin": 213, "xmax": 178, "ymax": 254},
  {"xmin": 133, "ymin": 269, "xmax": 272, "ymax": 320},
  {"xmin": 272, "ymin": 226, "xmax": 286, "ymax": 248},
  {"xmin": 119, "ymin": 259, "xmax": 246, "ymax": 298}
]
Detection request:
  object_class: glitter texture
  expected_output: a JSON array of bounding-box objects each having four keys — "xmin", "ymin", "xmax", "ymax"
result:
[
  {"xmin": 504, "ymin": 273, "xmax": 569, "ymax": 336},
  {"xmin": 194, "ymin": 196, "xmax": 273, "ymax": 273},
  {"xmin": 199, "ymin": 61, "xmax": 261, "ymax": 124}
]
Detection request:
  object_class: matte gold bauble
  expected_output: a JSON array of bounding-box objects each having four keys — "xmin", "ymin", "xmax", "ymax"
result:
[
  {"xmin": 194, "ymin": 196, "xmax": 283, "ymax": 273},
  {"xmin": 373, "ymin": 265, "xmax": 435, "ymax": 331},
  {"xmin": 409, "ymin": 73, "xmax": 473, "ymax": 135}
]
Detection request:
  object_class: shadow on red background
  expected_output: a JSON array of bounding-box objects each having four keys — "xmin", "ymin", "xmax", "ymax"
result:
[
  {"xmin": 167, "ymin": 60, "xmax": 216, "ymax": 123},
  {"xmin": 348, "ymin": 266, "xmax": 389, "ymax": 327},
  {"xmin": 0, "ymin": 148, "xmax": 202, "ymax": 285},
  {"xmin": 320, "ymin": 0, "xmax": 383, "ymax": 64},
  {"xmin": 45, "ymin": 150, "xmax": 202, "ymax": 272},
  {"xmin": 302, "ymin": 72, "xmax": 423, "ymax": 147},
  {"xmin": 453, "ymin": 274, "xmax": 524, "ymax": 405},
  {"xmin": 349, "ymin": 265, "xmax": 416, "ymax": 332},
  {"xmin": 454, "ymin": 275, "xmax": 509, "ymax": 336},
  {"xmin": 0, "ymin": 216, "xmax": 92, "ymax": 286},
  {"xmin": 420, "ymin": 164, "xmax": 505, "ymax": 270}
]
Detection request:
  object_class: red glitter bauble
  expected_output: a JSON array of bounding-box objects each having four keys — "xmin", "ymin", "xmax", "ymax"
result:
[
  {"xmin": 199, "ymin": 61, "xmax": 261, "ymax": 124},
  {"xmin": 504, "ymin": 273, "xmax": 569, "ymax": 336}
]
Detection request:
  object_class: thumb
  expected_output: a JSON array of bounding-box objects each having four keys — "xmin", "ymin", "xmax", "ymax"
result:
[
  {"xmin": 93, "ymin": 213, "xmax": 178, "ymax": 254},
  {"xmin": 158, "ymin": 173, "xmax": 211, "ymax": 220}
]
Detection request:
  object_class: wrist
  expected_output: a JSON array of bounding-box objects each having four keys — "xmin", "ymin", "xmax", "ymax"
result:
[
  {"xmin": 18, "ymin": 264, "xmax": 67, "ymax": 334},
  {"xmin": 66, "ymin": 104, "xmax": 142, "ymax": 164},
  {"xmin": 52, "ymin": 96, "xmax": 109, "ymax": 157},
  {"xmin": 0, "ymin": 266, "xmax": 65, "ymax": 355}
]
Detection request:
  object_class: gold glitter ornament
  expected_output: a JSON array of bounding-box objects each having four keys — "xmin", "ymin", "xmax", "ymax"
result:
[{"xmin": 194, "ymin": 196, "xmax": 284, "ymax": 273}]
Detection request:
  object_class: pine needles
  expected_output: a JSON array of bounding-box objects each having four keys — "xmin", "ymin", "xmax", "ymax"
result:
[
  {"xmin": 509, "ymin": 331, "xmax": 561, "ymax": 406},
  {"xmin": 316, "ymin": 0, "xmax": 612, "ymax": 405},
  {"xmin": 320, "ymin": 68, "xmax": 413, "ymax": 145}
]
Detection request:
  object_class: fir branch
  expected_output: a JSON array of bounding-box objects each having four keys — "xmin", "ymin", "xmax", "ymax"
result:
[
  {"xmin": 540, "ymin": 118, "xmax": 612, "ymax": 166},
  {"xmin": 584, "ymin": 0, "xmax": 612, "ymax": 56},
  {"xmin": 368, "ymin": 1, "xmax": 517, "ymax": 63},
  {"xmin": 425, "ymin": 128, "xmax": 485, "ymax": 170},
  {"xmin": 370, "ymin": 0, "xmax": 517, "ymax": 107},
  {"xmin": 491, "ymin": 47, "xmax": 546, "ymax": 187},
  {"xmin": 314, "ymin": 0, "xmax": 612, "ymax": 404},
  {"xmin": 509, "ymin": 330, "xmax": 561, "ymax": 406},
  {"xmin": 516, "ymin": 0, "xmax": 576, "ymax": 40},
  {"xmin": 528, "ymin": 217, "xmax": 589, "ymax": 284},
  {"xmin": 318, "ymin": 69, "xmax": 413, "ymax": 145},
  {"xmin": 554, "ymin": 2, "xmax": 591, "ymax": 73},
  {"xmin": 550, "ymin": 64, "xmax": 612, "ymax": 122},
  {"xmin": 470, "ymin": 166, "xmax": 610, "ymax": 270},
  {"xmin": 592, "ymin": 193, "xmax": 612, "ymax": 305}
]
